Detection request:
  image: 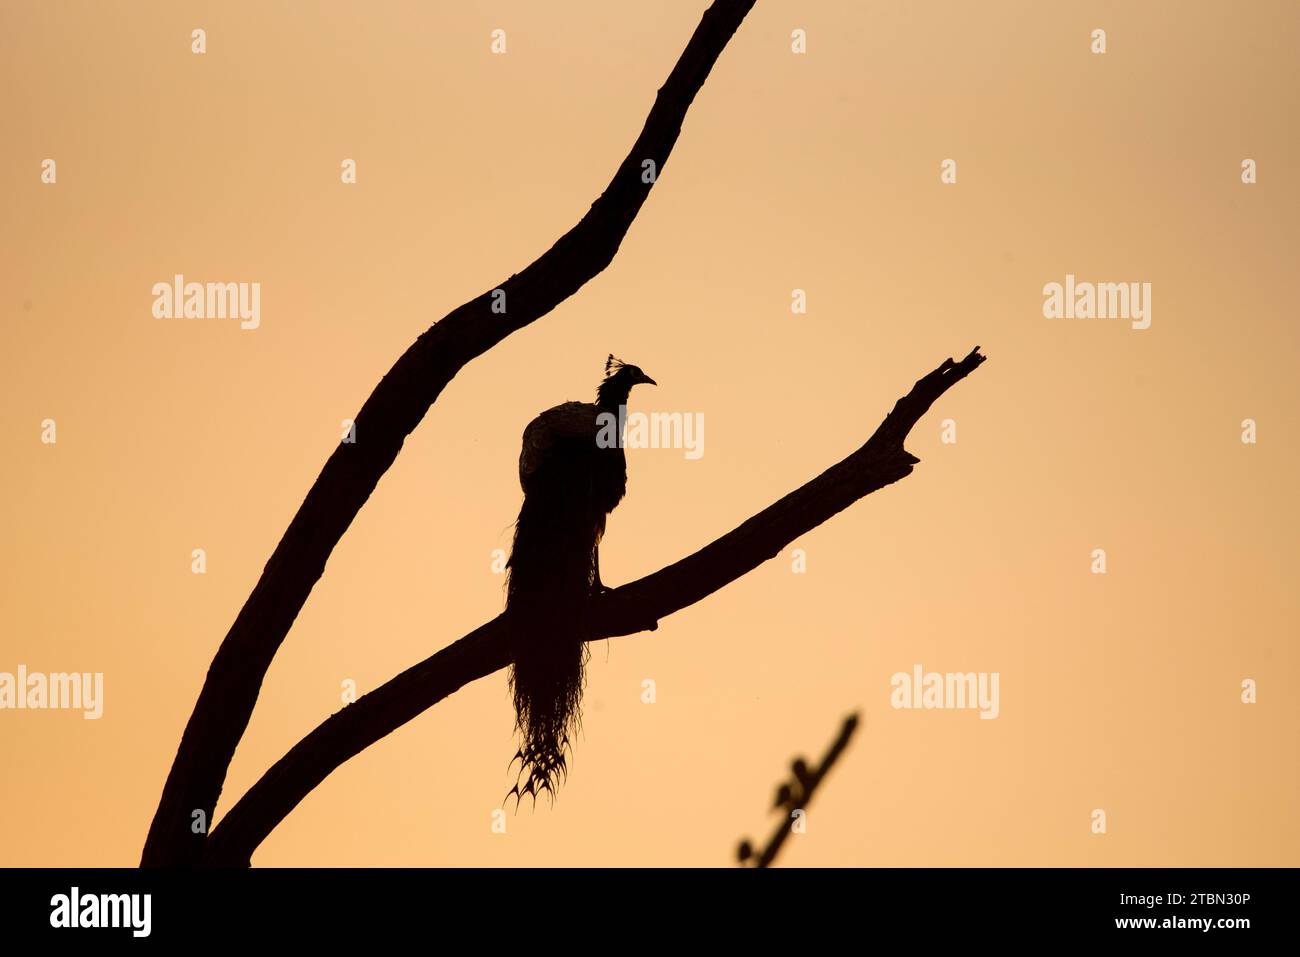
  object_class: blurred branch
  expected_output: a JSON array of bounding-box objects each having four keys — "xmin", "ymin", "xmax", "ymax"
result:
[
  {"xmin": 738, "ymin": 712, "xmax": 860, "ymax": 868},
  {"xmin": 142, "ymin": 0, "xmax": 761, "ymax": 867},
  {"xmin": 203, "ymin": 349, "xmax": 985, "ymax": 866}
]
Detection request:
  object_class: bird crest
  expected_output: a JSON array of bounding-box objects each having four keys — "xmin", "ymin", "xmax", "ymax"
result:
[{"xmin": 604, "ymin": 354, "xmax": 627, "ymax": 378}]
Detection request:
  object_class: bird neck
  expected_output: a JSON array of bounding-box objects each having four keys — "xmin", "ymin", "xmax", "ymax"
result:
[{"xmin": 596, "ymin": 379, "xmax": 633, "ymax": 412}]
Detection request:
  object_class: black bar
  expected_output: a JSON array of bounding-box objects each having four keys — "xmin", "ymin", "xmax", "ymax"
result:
[{"xmin": 0, "ymin": 867, "xmax": 1284, "ymax": 944}]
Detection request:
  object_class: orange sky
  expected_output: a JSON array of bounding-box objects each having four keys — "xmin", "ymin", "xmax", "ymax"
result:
[{"xmin": 2, "ymin": 0, "xmax": 1297, "ymax": 866}]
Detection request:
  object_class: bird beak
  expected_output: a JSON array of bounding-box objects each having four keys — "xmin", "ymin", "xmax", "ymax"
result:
[{"xmin": 640, "ymin": 373, "xmax": 657, "ymax": 386}]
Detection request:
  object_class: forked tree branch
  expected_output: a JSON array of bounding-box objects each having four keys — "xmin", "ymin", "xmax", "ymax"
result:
[
  {"xmin": 142, "ymin": 0, "xmax": 760, "ymax": 866},
  {"xmin": 202, "ymin": 348, "xmax": 986, "ymax": 866}
]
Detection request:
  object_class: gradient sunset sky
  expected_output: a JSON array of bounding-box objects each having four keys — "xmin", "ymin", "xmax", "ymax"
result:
[{"xmin": 2, "ymin": 0, "xmax": 1297, "ymax": 866}]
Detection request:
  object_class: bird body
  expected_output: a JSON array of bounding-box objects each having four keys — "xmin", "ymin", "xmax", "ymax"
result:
[
  {"xmin": 518, "ymin": 401, "xmax": 628, "ymax": 536},
  {"xmin": 505, "ymin": 356, "xmax": 655, "ymax": 804}
]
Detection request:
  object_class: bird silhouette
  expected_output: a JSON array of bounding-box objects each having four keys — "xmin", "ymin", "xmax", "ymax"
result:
[{"xmin": 504, "ymin": 355, "xmax": 656, "ymax": 806}]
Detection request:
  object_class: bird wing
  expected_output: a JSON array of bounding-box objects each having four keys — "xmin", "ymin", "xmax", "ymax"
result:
[{"xmin": 518, "ymin": 401, "xmax": 602, "ymax": 489}]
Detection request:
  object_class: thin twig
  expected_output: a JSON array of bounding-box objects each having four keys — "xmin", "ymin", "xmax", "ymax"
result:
[{"xmin": 740, "ymin": 713, "xmax": 861, "ymax": 868}]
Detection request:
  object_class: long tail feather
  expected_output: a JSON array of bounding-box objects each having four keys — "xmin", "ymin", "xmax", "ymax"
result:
[{"xmin": 504, "ymin": 473, "xmax": 600, "ymax": 804}]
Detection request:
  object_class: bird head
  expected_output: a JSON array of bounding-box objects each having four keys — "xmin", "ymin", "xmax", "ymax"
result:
[
  {"xmin": 597, "ymin": 354, "xmax": 656, "ymax": 407},
  {"xmin": 604, "ymin": 354, "xmax": 656, "ymax": 387}
]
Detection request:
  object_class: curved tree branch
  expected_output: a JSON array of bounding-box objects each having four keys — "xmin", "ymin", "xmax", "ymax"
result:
[
  {"xmin": 142, "ymin": 0, "xmax": 760, "ymax": 866},
  {"xmin": 202, "ymin": 347, "xmax": 986, "ymax": 866}
]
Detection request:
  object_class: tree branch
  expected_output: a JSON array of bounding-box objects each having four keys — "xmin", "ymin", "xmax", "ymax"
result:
[
  {"xmin": 739, "ymin": 712, "xmax": 861, "ymax": 868},
  {"xmin": 202, "ymin": 347, "xmax": 986, "ymax": 866},
  {"xmin": 142, "ymin": 0, "xmax": 760, "ymax": 866}
]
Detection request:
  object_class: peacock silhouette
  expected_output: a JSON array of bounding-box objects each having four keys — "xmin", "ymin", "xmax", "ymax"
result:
[{"xmin": 504, "ymin": 355, "xmax": 656, "ymax": 806}]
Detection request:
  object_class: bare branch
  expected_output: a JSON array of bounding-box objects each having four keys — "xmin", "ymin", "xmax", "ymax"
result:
[
  {"xmin": 202, "ymin": 348, "xmax": 986, "ymax": 866},
  {"xmin": 142, "ymin": 0, "xmax": 760, "ymax": 867},
  {"xmin": 739, "ymin": 712, "xmax": 861, "ymax": 868}
]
